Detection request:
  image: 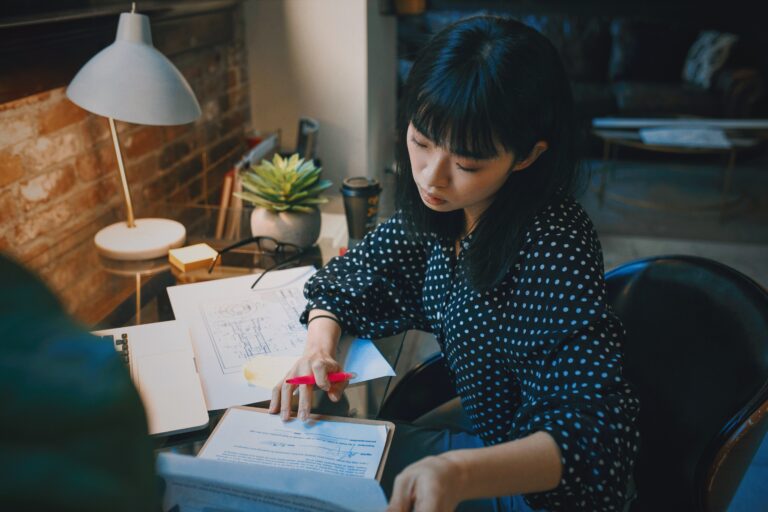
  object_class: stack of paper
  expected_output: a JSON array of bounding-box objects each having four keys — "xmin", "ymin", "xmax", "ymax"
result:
[{"xmin": 168, "ymin": 243, "xmax": 218, "ymax": 272}]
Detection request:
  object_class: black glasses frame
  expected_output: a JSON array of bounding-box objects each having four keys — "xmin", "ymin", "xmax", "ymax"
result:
[{"xmin": 207, "ymin": 235, "xmax": 308, "ymax": 289}]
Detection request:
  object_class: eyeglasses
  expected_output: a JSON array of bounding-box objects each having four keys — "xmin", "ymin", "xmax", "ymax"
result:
[{"xmin": 207, "ymin": 235, "xmax": 308, "ymax": 289}]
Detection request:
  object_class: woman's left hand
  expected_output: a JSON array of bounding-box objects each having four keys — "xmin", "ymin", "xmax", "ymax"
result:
[{"xmin": 386, "ymin": 455, "xmax": 466, "ymax": 512}]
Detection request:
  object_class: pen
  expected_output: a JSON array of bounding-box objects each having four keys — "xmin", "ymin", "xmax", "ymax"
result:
[{"xmin": 285, "ymin": 371, "xmax": 356, "ymax": 386}]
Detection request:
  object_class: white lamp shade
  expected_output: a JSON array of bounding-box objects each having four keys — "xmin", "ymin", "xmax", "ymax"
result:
[{"xmin": 66, "ymin": 12, "xmax": 201, "ymax": 125}]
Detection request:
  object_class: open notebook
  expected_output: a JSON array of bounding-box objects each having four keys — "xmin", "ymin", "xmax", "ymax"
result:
[{"xmin": 93, "ymin": 320, "xmax": 208, "ymax": 436}]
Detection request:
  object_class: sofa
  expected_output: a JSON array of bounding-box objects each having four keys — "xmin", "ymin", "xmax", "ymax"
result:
[{"xmin": 397, "ymin": 9, "xmax": 766, "ymax": 146}]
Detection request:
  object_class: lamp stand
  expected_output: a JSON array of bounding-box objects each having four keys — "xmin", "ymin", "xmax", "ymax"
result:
[
  {"xmin": 109, "ymin": 117, "xmax": 135, "ymax": 227},
  {"xmin": 94, "ymin": 117, "xmax": 186, "ymax": 260}
]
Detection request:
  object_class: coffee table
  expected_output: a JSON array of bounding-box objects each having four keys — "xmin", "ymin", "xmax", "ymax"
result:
[{"xmin": 591, "ymin": 127, "xmax": 762, "ymax": 216}]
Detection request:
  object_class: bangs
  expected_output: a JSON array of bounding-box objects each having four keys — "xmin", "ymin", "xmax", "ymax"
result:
[
  {"xmin": 396, "ymin": 15, "xmax": 579, "ymax": 292},
  {"xmin": 410, "ymin": 81, "xmax": 504, "ymax": 160}
]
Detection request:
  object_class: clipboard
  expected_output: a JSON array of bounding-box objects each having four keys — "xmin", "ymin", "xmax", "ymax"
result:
[{"xmin": 199, "ymin": 406, "xmax": 396, "ymax": 482}]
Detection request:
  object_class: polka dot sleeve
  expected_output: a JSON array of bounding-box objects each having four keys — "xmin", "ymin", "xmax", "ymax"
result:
[
  {"xmin": 301, "ymin": 213, "xmax": 431, "ymax": 338},
  {"xmin": 505, "ymin": 226, "xmax": 640, "ymax": 511}
]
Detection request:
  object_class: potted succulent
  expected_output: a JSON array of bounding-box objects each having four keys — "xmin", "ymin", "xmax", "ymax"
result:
[{"xmin": 236, "ymin": 153, "xmax": 332, "ymax": 248}]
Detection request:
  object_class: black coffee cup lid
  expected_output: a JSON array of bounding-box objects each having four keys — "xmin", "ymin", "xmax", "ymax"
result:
[{"xmin": 341, "ymin": 177, "xmax": 381, "ymax": 196}]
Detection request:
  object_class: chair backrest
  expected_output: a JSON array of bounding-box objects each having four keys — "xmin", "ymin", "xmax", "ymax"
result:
[
  {"xmin": 605, "ymin": 255, "xmax": 768, "ymax": 512},
  {"xmin": 378, "ymin": 352, "xmax": 456, "ymax": 422}
]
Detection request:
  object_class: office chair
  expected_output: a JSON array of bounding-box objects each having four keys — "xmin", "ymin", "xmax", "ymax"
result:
[{"xmin": 377, "ymin": 255, "xmax": 768, "ymax": 512}]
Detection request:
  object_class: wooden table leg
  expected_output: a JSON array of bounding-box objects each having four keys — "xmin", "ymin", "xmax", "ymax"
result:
[
  {"xmin": 721, "ymin": 149, "xmax": 737, "ymax": 219},
  {"xmin": 599, "ymin": 140, "xmax": 611, "ymax": 206},
  {"xmin": 135, "ymin": 273, "xmax": 142, "ymax": 325}
]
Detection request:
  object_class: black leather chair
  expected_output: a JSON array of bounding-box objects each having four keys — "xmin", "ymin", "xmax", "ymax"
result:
[{"xmin": 377, "ymin": 255, "xmax": 768, "ymax": 512}]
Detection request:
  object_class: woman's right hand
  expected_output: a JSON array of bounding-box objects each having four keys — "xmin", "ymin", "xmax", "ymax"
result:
[
  {"xmin": 268, "ymin": 310, "xmax": 345, "ymax": 421},
  {"xmin": 268, "ymin": 349, "xmax": 345, "ymax": 421}
]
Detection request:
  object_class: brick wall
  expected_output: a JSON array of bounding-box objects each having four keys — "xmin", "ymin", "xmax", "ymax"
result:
[{"xmin": 0, "ymin": 6, "xmax": 250, "ymax": 323}]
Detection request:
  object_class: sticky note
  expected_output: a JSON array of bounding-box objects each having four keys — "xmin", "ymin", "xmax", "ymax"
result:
[
  {"xmin": 243, "ymin": 355, "xmax": 299, "ymax": 388},
  {"xmin": 168, "ymin": 243, "xmax": 218, "ymax": 272}
]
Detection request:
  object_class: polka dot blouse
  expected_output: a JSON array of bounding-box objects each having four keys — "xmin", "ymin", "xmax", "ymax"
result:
[{"xmin": 301, "ymin": 196, "xmax": 640, "ymax": 511}]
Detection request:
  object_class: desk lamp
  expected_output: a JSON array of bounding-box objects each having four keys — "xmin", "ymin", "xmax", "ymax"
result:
[{"xmin": 66, "ymin": 3, "xmax": 201, "ymax": 260}]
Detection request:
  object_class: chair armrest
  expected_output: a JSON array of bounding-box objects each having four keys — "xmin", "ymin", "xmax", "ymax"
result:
[{"xmin": 377, "ymin": 353, "xmax": 457, "ymax": 422}]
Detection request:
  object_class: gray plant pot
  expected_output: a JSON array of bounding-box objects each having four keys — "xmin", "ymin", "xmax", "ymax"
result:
[{"xmin": 249, "ymin": 207, "xmax": 321, "ymax": 248}]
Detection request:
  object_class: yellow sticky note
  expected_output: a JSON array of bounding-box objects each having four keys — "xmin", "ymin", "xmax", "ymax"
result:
[
  {"xmin": 168, "ymin": 243, "xmax": 218, "ymax": 272},
  {"xmin": 243, "ymin": 355, "xmax": 299, "ymax": 388}
]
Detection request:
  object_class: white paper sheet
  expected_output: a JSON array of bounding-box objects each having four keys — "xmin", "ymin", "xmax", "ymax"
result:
[
  {"xmin": 167, "ymin": 266, "xmax": 395, "ymax": 410},
  {"xmin": 201, "ymin": 287, "xmax": 309, "ymax": 374},
  {"xmin": 340, "ymin": 336, "xmax": 397, "ymax": 385},
  {"xmin": 198, "ymin": 408, "xmax": 388, "ymax": 480},
  {"xmin": 157, "ymin": 452, "xmax": 387, "ymax": 512}
]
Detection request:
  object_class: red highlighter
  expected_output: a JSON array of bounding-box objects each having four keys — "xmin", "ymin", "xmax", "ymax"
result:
[{"xmin": 285, "ymin": 371, "xmax": 356, "ymax": 386}]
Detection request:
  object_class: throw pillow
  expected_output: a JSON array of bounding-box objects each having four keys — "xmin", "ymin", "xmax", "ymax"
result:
[{"xmin": 683, "ymin": 31, "xmax": 740, "ymax": 89}]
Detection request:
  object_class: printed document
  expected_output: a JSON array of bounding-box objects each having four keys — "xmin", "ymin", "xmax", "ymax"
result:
[{"xmin": 198, "ymin": 407, "xmax": 388, "ymax": 480}]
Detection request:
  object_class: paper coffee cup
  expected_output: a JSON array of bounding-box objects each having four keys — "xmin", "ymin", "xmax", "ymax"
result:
[{"xmin": 341, "ymin": 177, "xmax": 382, "ymax": 241}]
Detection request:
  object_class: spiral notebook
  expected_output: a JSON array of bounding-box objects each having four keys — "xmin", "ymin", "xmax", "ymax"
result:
[{"xmin": 93, "ymin": 320, "xmax": 208, "ymax": 436}]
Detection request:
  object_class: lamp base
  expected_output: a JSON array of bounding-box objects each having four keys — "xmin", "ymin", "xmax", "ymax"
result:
[{"xmin": 95, "ymin": 218, "xmax": 186, "ymax": 260}]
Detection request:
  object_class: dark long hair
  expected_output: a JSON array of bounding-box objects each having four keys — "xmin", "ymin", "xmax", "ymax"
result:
[{"xmin": 395, "ymin": 15, "xmax": 579, "ymax": 292}]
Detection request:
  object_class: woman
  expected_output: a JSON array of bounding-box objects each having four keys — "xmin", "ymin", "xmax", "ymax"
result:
[{"xmin": 269, "ymin": 15, "xmax": 639, "ymax": 512}]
